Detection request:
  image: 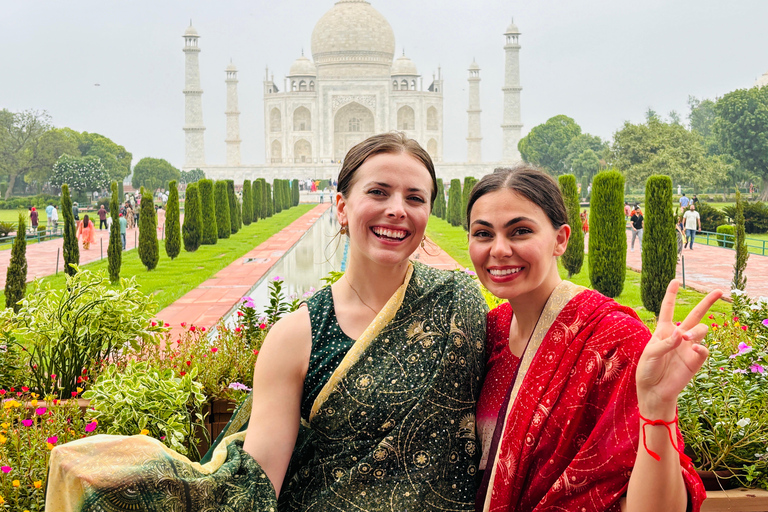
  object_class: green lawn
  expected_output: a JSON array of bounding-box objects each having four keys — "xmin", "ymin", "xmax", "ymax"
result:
[
  {"xmin": 426, "ymin": 215, "xmax": 731, "ymax": 325},
  {"xmin": 0, "ymin": 205, "xmax": 315, "ymax": 310}
]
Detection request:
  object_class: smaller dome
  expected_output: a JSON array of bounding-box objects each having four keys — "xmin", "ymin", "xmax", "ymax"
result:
[
  {"xmin": 505, "ymin": 18, "xmax": 520, "ymax": 35},
  {"xmin": 755, "ymin": 70, "xmax": 768, "ymax": 89},
  {"xmin": 392, "ymin": 54, "xmax": 418, "ymax": 76},
  {"xmin": 469, "ymin": 59, "xmax": 480, "ymax": 71},
  {"xmin": 226, "ymin": 62, "xmax": 237, "ymax": 72},
  {"xmin": 289, "ymin": 55, "xmax": 317, "ymax": 76},
  {"xmin": 184, "ymin": 24, "xmax": 198, "ymax": 37}
]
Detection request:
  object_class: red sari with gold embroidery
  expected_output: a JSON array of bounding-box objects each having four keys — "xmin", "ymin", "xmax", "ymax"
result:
[{"xmin": 477, "ymin": 281, "xmax": 705, "ymax": 512}]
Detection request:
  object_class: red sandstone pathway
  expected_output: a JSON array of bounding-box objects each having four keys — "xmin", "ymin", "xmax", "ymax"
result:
[{"xmin": 623, "ymin": 231, "xmax": 768, "ymax": 299}]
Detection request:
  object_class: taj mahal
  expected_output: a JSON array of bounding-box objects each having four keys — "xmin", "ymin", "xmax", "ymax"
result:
[{"xmin": 183, "ymin": 0, "xmax": 523, "ymax": 182}]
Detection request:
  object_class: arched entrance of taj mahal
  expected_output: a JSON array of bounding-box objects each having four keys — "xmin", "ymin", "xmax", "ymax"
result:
[{"xmin": 334, "ymin": 102, "xmax": 374, "ymax": 161}]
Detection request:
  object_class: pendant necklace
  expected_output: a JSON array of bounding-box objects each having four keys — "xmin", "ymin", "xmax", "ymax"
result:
[{"xmin": 344, "ymin": 275, "xmax": 378, "ymax": 315}]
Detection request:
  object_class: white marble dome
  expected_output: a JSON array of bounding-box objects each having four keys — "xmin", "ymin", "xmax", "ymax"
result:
[
  {"xmin": 392, "ymin": 54, "xmax": 418, "ymax": 76},
  {"xmin": 311, "ymin": 0, "xmax": 395, "ymax": 76},
  {"xmin": 184, "ymin": 24, "xmax": 198, "ymax": 37},
  {"xmin": 505, "ymin": 19, "xmax": 520, "ymax": 35},
  {"xmin": 289, "ymin": 55, "xmax": 317, "ymax": 76},
  {"xmin": 755, "ymin": 70, "xmax": 768, "ymax": 88}
]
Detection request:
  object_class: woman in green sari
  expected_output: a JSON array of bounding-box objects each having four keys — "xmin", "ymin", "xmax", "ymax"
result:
[{"xmin": 46, "ymin": 133, "xmax": 487, "ymax": 511}]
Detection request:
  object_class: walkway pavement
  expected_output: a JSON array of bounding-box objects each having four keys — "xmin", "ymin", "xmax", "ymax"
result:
[{"xmin": 624, "ymin": 231, "xmax": 768, "ymax": 299}]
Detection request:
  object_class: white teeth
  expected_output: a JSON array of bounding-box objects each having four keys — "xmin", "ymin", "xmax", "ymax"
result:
[
  {"xmin": 373, "ymin": 227, "xmax": 407, "ymax": 239},
  {"xmin": 489, "ymin": 268, "xmax": 521, "ymax": 276}
]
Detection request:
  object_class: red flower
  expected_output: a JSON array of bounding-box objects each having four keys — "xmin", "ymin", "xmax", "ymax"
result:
[
  {"xmin": 151, "ymin": 321, "xmax": 157, "ymax": 327},
  {"xmin": 51, "ymin": 374, "xmax": 57, "ymax": 380},
  {"xmin": 164, "ymin": 322, "xmax": 170, "ymax": 327},
  {"xmin": 259, "ymin": 323, "xmax": 267, "ymax": 330},
  {"xmin": 0, "ymin": 390, "xmax": 5, "ymax": 395},
  {"xmin": 181, "ymin": 322, "xmax": 187, "ymax": 327},
  {"xmin": 10, "ymin": 387, "xmax": 14, "ymax": 392},
  {"xmin": 237, "ymin": 311, "xmax": 244, "ymax": 317},
  {"xmin": 708, "ymin": 314, "xmax": 715, "ymax": 319},
  {"xmin": 201, "ymin": 327, "xmax": 206, "ymax": 332},
  {"xmin": 741, "ymin": 325, "xmax": 748, "ymax": 331},
  {"xmin": 211, "ymin": 347, "xmax": 218, "ymax": 353},
  {"xmin": 186, "ymin": 360, "xmax": 191, "ymax": 366},
  {"xmin": 179, "ymin": 371, "xmax": 187, "ymax": 377},
  {"xmin": 235, "ymin": 327, "xmax": 242, "ymax": 333},
  {"xmin": 21, "ymin": 386, "xmax": 29, "ymax": 392},
  {"xmin": 71, "ymin": 391, "xmax": 78, "ymax": 397},
  {"xmin": 253, "ymin": 349, "xmax": 260, "ymax": 356},
  {"xmin": 190, "ymin": 326, "xmax": 196, "ymax": 332}
]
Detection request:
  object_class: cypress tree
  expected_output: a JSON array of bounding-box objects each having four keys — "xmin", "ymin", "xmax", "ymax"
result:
[
  {"xmin": 588, "ymin": 170, "xmax": 626, "ymax": 297},
  {"xmin": 118, "ymin": 181, "xmax": 124, "ymax": 204},
  {"xmin": 461, "ymin": 176, "xmax": 477, "ymax": 229},
  {"xmin": 641, "ymin": 175, "xmax": 676, "ymax": 316},
  {"xmin": 226, "ymin": 180, "xmax": 239, "ymax": 234},
  {"xmin": 433, "ymin": 178, "xmax": 446, "ymax": 219},
  {"xmin": 164, "ymin": 180, "xmax": 181, "ymax": 260},
  {"xmin": 61, "ymin": 183, "xmax": 79, "ymax": 277},
  {"xmin": 242, "ymin": 180, "xmax": 253, "ymax": 226},
  {"xmin": 558, "ymin": 174, "xmax": 584, "ymax": 278},
  {"xmin": 733, "ymin": 189, "xmax": 749, "ymax": 292},
  {"xmin": 138, "ymin": 187, "xmax": 159, "ymax": 271},
  {"xmin": 215, "ymin": 180, "xmax": 231, "ymax": 239},
  {"xmin": 292, "ymin": 179, "xmax": 300, "ymax": 206},
  {"xmin": 253, "ymin": 179, "xmax": 263, "ymax": 222},
  {"xmin": 199, "ymin": 179, "xmax": 217, "ymax": 245},
  {"xmin": 107, "ymin": 181, "xmax": 122, "ymax": 283},
  {"xmin": 581, "ymin": 175, "xmax": 590, "ymax": 201},
  {"xmin": 273, "ymin": 180, "xmax": 283, "ymax": 214},
  {"xmin": 182, "ymin": 182, "xmax": 202, "ymax": 252},
  {"xmin": 447, "ymin": 179, "xmax": 462, "ymax": 227},
  {"xmin": 266, "ymin": 182, "xmax": 274, "ymax": 217},
  {"xmin": 283, "ymin": 180, "xmax": 290, "ymax": 210},
  {"xmin": 4, "ymin": 213, "xmax": 27, "ymax": 312}
]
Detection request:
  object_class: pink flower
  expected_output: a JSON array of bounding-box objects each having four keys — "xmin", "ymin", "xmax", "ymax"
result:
[
  {"xmin": 763, "ymin": 319, "xmax": 768, "ymax": 327},
  {"xmin": 211, "ymin": 347, "xmax": 218, "ymax": 353},
  {"xmin": 0, "ymin": 389, "xmax": 5, "ymax": 395},
  {"xmin": 708, "ymin": 314, "xmax": 715, "ymax": 320},
  {"xmin": 35, "ymin": 407, "xmax": 47, "ymax": 416},
  {"xmin": 733, "ymin": 317, "xmax": 740, "ymax": 322},
  {"xmin": 51, "ymin": 374, "xmax": 57, "ymax": 380},
  {"xmin": 273, "ymin": 276, "xmax": 282, "ymax": 282},
  {"xmin": 730, "ymin": 342, "xmax": 753, "ymax": 358},
  {"xmin": 21, "ymin": 419, "xmax": 33, "ymax": 427},
  {"xmin": 751, "ymin": 363, "xmax": 765, "ymax": 374},
  {"xmin": 46, "ymin": 436, "xmax": 58, "ymax": 444},
  {"xmin": 235, "ymin": 327, "xmax": 242, "ymax": 333},
  {"xmin": 21, "ymin": 386, "xmax": 29, "ymax": 392},
  {"xmin": 85, "ymin": 421, "xmax": 98, "ymax": 433},
  {"xmin": 733, "ymin": 369, "xmax": 748, "ymax": 374},
  {"xmin": 741, "ymin": 325, "xmax": 748, "ymax": 331},
  {"xmin": 1, "ymin": 466, "xmax": 11, "ymax": 473}
]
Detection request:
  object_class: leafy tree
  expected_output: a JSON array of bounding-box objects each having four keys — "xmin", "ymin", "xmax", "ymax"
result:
[
  {"xmin": 612, "ymin": 118, "xmax": 706, "ymax": 188},
  {"xmin": 433, "ymin": 178, "xmax": 446, "ymax": 218},
  {"xmin": 226, "ymin": 180, "xmax": 239, "ymax": 234},
  {"xmin": 131, "ymin": 157, "xmax": 181, "ymax": 192},
  {"xmin": 446, "ymin": 179, "xmax": 462, "ymax": 227},
  {"xmin": 733, "ymin": 190, "xmax": 749, "ymax": 292},
  {"xmin": 164, "ymin": 180, "xmax": 181, "ymax": 260},
  {"xmin": 22, "ymin": 127, "xmax": 81, "ymax": 188},
  {"xmin": 180, "ymin": 168, "xmax": 205, "ymax": 184},
  {"xmin": 570, "ymin": 149, "xmax": 601, "ymax": 181},
  {"xmin": 242, "ymin": 180, "xmax": 253, "ymax": 226},
  {"xmin": 645, "ymin": 107, "xmax": 660, "ymax": 123},
  {"xmin": 198, "ymin": 179, "xmax": 217, "ymax": 245},
  {"xmin": 668, "ymin": 110, "xmax": 682, "ymax": 125},
  {"xmin": 138, "ymin": 187, "xmax": 159, "ymax": 271},
  {"xmin": 182, "ymin": 182, "xmax": 202, "ymax": 252},
  {"xmin": 4, "ymin": 213, "xmax": 27, "ymax": 312},
  {"xmin": 558, "ymin": 174, "xmax": 583, "ymax": 277},
  {"xmin": 60, "ymin": 184, "xmax": 79, "ymax": 276},
  {"xmin": 215, "ymin": 180, "xmax": 231, "ymax": 239},
  {"xmin": 563, "ymin": 133, "xmax": 608, "ymax": 175},
  {"xmin": 688, "ymin": 96, "xmax": 718, "ymax": 153},
  {"xmin": 715, "ymin": 86, "xmax": 768, "ymax": 200},
  {"xmin": 641, "ymin": 176, "xmax": 676, "ymax": 316},
  {"xmin": 0, "ymin": 109, "xmax": 52, "ymax": 198},
  {"xmin": 77, "ymin": 131, "xmax": 132, "ymax": 184},
  {"xmin": 50, "ymin": 155, "xmax": 110, "ymax": 196},
  {"xmin": 518, "ymin": 115, "xmax": 582, "ymax": 175},
  {"xmin": 253, "ymin": 179, "xmax": 263, "ymax": 221},
  {"xmin": 588, "ymin": 170, "xmax": 626, "ymax": 297},
  {"xmin": 107, "ymin": 181, "xmax": 121, "ymax": 283},
  {"xmin": 462, "ymin": 177, "xmax": 477, "ymax": 229}
]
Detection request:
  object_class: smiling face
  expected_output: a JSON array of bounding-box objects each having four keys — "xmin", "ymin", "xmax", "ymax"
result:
[
  {"xmin": 336, "ymin": 151, "xmax": 433, "ymax": 269},
  {"xmin": 468, "ymin": 189, "xmax": 570, "ymax": 303}
]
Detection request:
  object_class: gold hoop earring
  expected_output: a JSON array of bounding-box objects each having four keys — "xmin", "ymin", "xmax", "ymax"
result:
[
  {"xmin": 420, "ymin": 236, "xmax": 426, "ymax": 248},
  {"xmin": 340, "ymin": 225, "xmax": 348, "ymax": 235}
]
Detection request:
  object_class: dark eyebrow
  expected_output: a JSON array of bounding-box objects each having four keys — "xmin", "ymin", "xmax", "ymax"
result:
[
  {"xmin": 470, "ymin": 217, "xmax": 537, "ymax": 229},
  {"xmin": 365, "ymin": 182, "xmax": 428, "ymax": 194}
]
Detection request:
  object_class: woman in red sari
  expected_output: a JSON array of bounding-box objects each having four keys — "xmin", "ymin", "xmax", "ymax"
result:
[{"xmin": 468, "ymin": 166, "xmax": 721, "ymax": 512}]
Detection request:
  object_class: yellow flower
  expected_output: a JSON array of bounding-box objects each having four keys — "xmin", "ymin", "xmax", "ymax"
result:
[
  {"xmin": 12, "ymin": 479, "xmax": 20, "ymax": 487},
  {"xmin": 33, "ymin": 480, "xmax": 42, "ymax": 489},
  {"xmin": 31, "ymin": 399, "xmax": 38, "ymax": 407},
  {"xmin": 0, "ymin": 434, "xmax": 6, "ymax": 444},
  {"xmin": 140, "ymin": 429, "xmax": 149, "ymax": 436},
  {"xmin": 46, "ymin": 442, "xmax": 55, "ymax": 450},
  {"xmin": 734, "ymin": 321, "xmax": 741, "ymax": 327},
  {"xmin": 3, "ymin": 400, "xmax": 20, "ymax": 409},
  {"xmin": 76, "ymin": 387, "xmax": 83, "ymax": 393},
  {"xmin": 0, "ymin": 495, "xmax": 4, "ymax": 504},
  {"xmin": 1, "ymin": 422, "xmax": 8, "ymax": 429}
]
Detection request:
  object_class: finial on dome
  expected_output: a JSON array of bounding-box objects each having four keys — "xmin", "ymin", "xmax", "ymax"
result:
[{"xmin": 301, "ymin": 48, "xmax": 304, "ymax": 56}]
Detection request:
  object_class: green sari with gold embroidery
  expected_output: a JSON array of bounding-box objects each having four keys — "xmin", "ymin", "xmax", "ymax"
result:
[{"xmin": 46, "ymin": 262, "xmax": 487, "ymax": 512}]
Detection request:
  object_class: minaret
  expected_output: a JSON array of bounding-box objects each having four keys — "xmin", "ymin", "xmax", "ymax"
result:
[
  {"xmin": 183, "ymin": 22, "xmax": 206, "ymax": 167},
  {"xmin": 467, "ymin": 60, "xmax": 482, "ymax": 163},
  {"xmin": 225, "ymin": 61, "xmax": 241, "ymax": 166},
  {"xmin": 502, "ymin": 19, "xmax": 523, "ymax": 162}
]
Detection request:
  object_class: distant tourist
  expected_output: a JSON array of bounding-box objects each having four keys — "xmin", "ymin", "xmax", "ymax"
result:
[
  {"xmin": 630, "ymin": 205, "xmax": 644, "ymax": 252},
  {"xmin": 119, "ymin": 213, "xmax": 127, "ymax": 250},
  {"xmin": 72, "ymin": 202, "xmax": 79, "ymax": 221},
  {"xmin": 76, "ymin": 215, "xmax": 95, "ymax": 250},
  {"xmin": 29, "ymin": 206, "xmax": 39, "ymax": 233},
  {"xmin": 97, "ymin": 204, "xmax": 108, "ymax": 230},
  {"xmin": 679, "ymin": 193, "xmax": 689, "ymax": 209},
  {"xmin": 683, "ymin": 203, "xmax": 701, "ymax": 250},
  {"xmin": 49, "ymin": 205, "xmax": 58, "ymax": 230}
]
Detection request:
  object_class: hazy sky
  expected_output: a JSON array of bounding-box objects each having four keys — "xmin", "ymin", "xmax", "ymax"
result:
[{"xmin": 2, "ymin": 0, "xmax": 767, "ymax": 169}]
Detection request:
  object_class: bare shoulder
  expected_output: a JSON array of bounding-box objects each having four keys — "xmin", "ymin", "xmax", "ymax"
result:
[{"xmin": 257, "ymin": 308, "xmax": 313, "ymax": 379}]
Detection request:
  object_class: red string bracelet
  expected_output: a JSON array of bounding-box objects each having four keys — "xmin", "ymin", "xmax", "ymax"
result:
[{"xmin": 638, "ymin": 413, "xmax": 681, "ymax": 461}]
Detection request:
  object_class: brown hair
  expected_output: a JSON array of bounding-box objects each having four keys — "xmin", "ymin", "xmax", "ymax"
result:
[
  {"xmin": 337, "ymin": 132, "xmax": 437, "ymax": 207},
  {"xmin": 467, "ymin": 165, "xmax": 568, "ymax": 229},
  {"xmin": 82, "ymin": 215, "xmax": 91, "ymax": 228}
]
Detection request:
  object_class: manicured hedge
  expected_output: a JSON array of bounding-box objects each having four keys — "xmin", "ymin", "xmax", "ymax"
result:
[
  {"xmin": 214, "ymin": 180, "xmax": 231, "ymax": 239},
  {"xmin": 199, "ymin": 179, "xmax": 218, "ymax": 245},
  {"xmin": 182, "ymin": 182, "xmax": 202, "ymax": 252},
  {"xmin": 588, "ymin": 170, "xmax": 626, "ymax": 298},
  {"xmin": 164, "ymin": 180, "xmax": 181, "ymax": 260},
  {"xmin": 558, "ymin": 174, "xmax": 583, "ymax": 278},
  {"xmin": 716, "ymin": 224, "xmax": 735, "ymax": 248},
  {"xmin": 447, "ymin": 179, "xmax": 462, "ymax": 227},
  {"xmin": 641, "ymin": 175, "xmax": 676, "ymax": 316}
]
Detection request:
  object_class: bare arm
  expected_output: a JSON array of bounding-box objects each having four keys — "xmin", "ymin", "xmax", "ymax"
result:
[
  {"xmin": 242, "ymin": 308, "xmax": 312, "ymax": 496},
  {"xmin": 626, "ymin": 281, "xmax": 722, "ymax": 512}
]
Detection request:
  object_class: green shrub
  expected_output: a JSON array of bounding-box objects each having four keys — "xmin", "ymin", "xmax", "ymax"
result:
[
  {"xmin": 265, "ymin": 182, "xmax": 274, "ymax": 217},
  {"xmin": 433, "ymin": 178, "xmax": 446, "ymax": 219},
  {"xmin": 273, "ymin": 180, "xmax": 282, "ymax": 214},
  {"xmin": 447, "ymin": 179, "xmax": 462, "ymax": 227},
  {"xmin": 226, "ymin": 180, "xmax": 239, "ymax": 234},
  {"xmin": 182, "ymin": 182, "xmax": 202, "ymax": 252},
  {"xmin": 462, "ymin": 177, "xmax": 477, "ymax": 229},
  {"xmin": 696, "ymin": 202, "xmax": 725, "ymax": 232},
  {"xmin": 716, "ymin": 224, "xmax": 735, "ymax": 248},
  {"xmin": 641, "ymin": 175, "xmax": 676, "ymax": 316},
  {"xmin": 164, "ymin": 180, "xmax": 181, "ymax": 260},
  {"xmin": 242, "ymin": 180, "xmax": 253, "ymax": 226},
  {"xmin": 0, "ymin": 221, "xmax": 14, "ymax": 237},
  {"xmin": 108, "ymin": 181, "xmax": 121, "ymax": 283},
  {"xmin": 253, "ymin": 179, "xmax": 263, "ymax": 221},
  {"xmin": 198, "ymin": 179, "xmax": 217, "ymax": 245},
  {"xmin": 61, "ymin": 183, "xmax": 79, "ymax": 276},
  {"xmin": 138, "ymin": 187, "xmax": 159, "ymax": 271},
  {"xmin": 723, "ymin": 202, "xmax": 768, "ymax": 234},
  {"xmin": 558, "ymin": 174, "xmax": 584, "ymax": 278},
  {"xmin": 292, "ymin": 179, "xmax": 300, "ymax": 206},
  {"xmin": 733, "ymin": 191, "xmax": 749, "ymax": 291},
  {"xmin": 4, "ymin": 213, "xmax": 27, "ymax": 312},
  {"xmin": 588, "ymin": 170, "xmax": 626, "ymax": 298},
  {"xmin": 215, "ymin": 180, "xmax": 231, "ymax": 239},
  {"xmin": 0, "ymin": 193, "xmax": 61, "ymax": 210}
]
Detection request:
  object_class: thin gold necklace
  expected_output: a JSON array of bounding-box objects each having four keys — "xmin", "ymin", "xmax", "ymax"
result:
[{"xmin": 344, "ymin": 275, "xmax": 378, "ymax": 315}]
